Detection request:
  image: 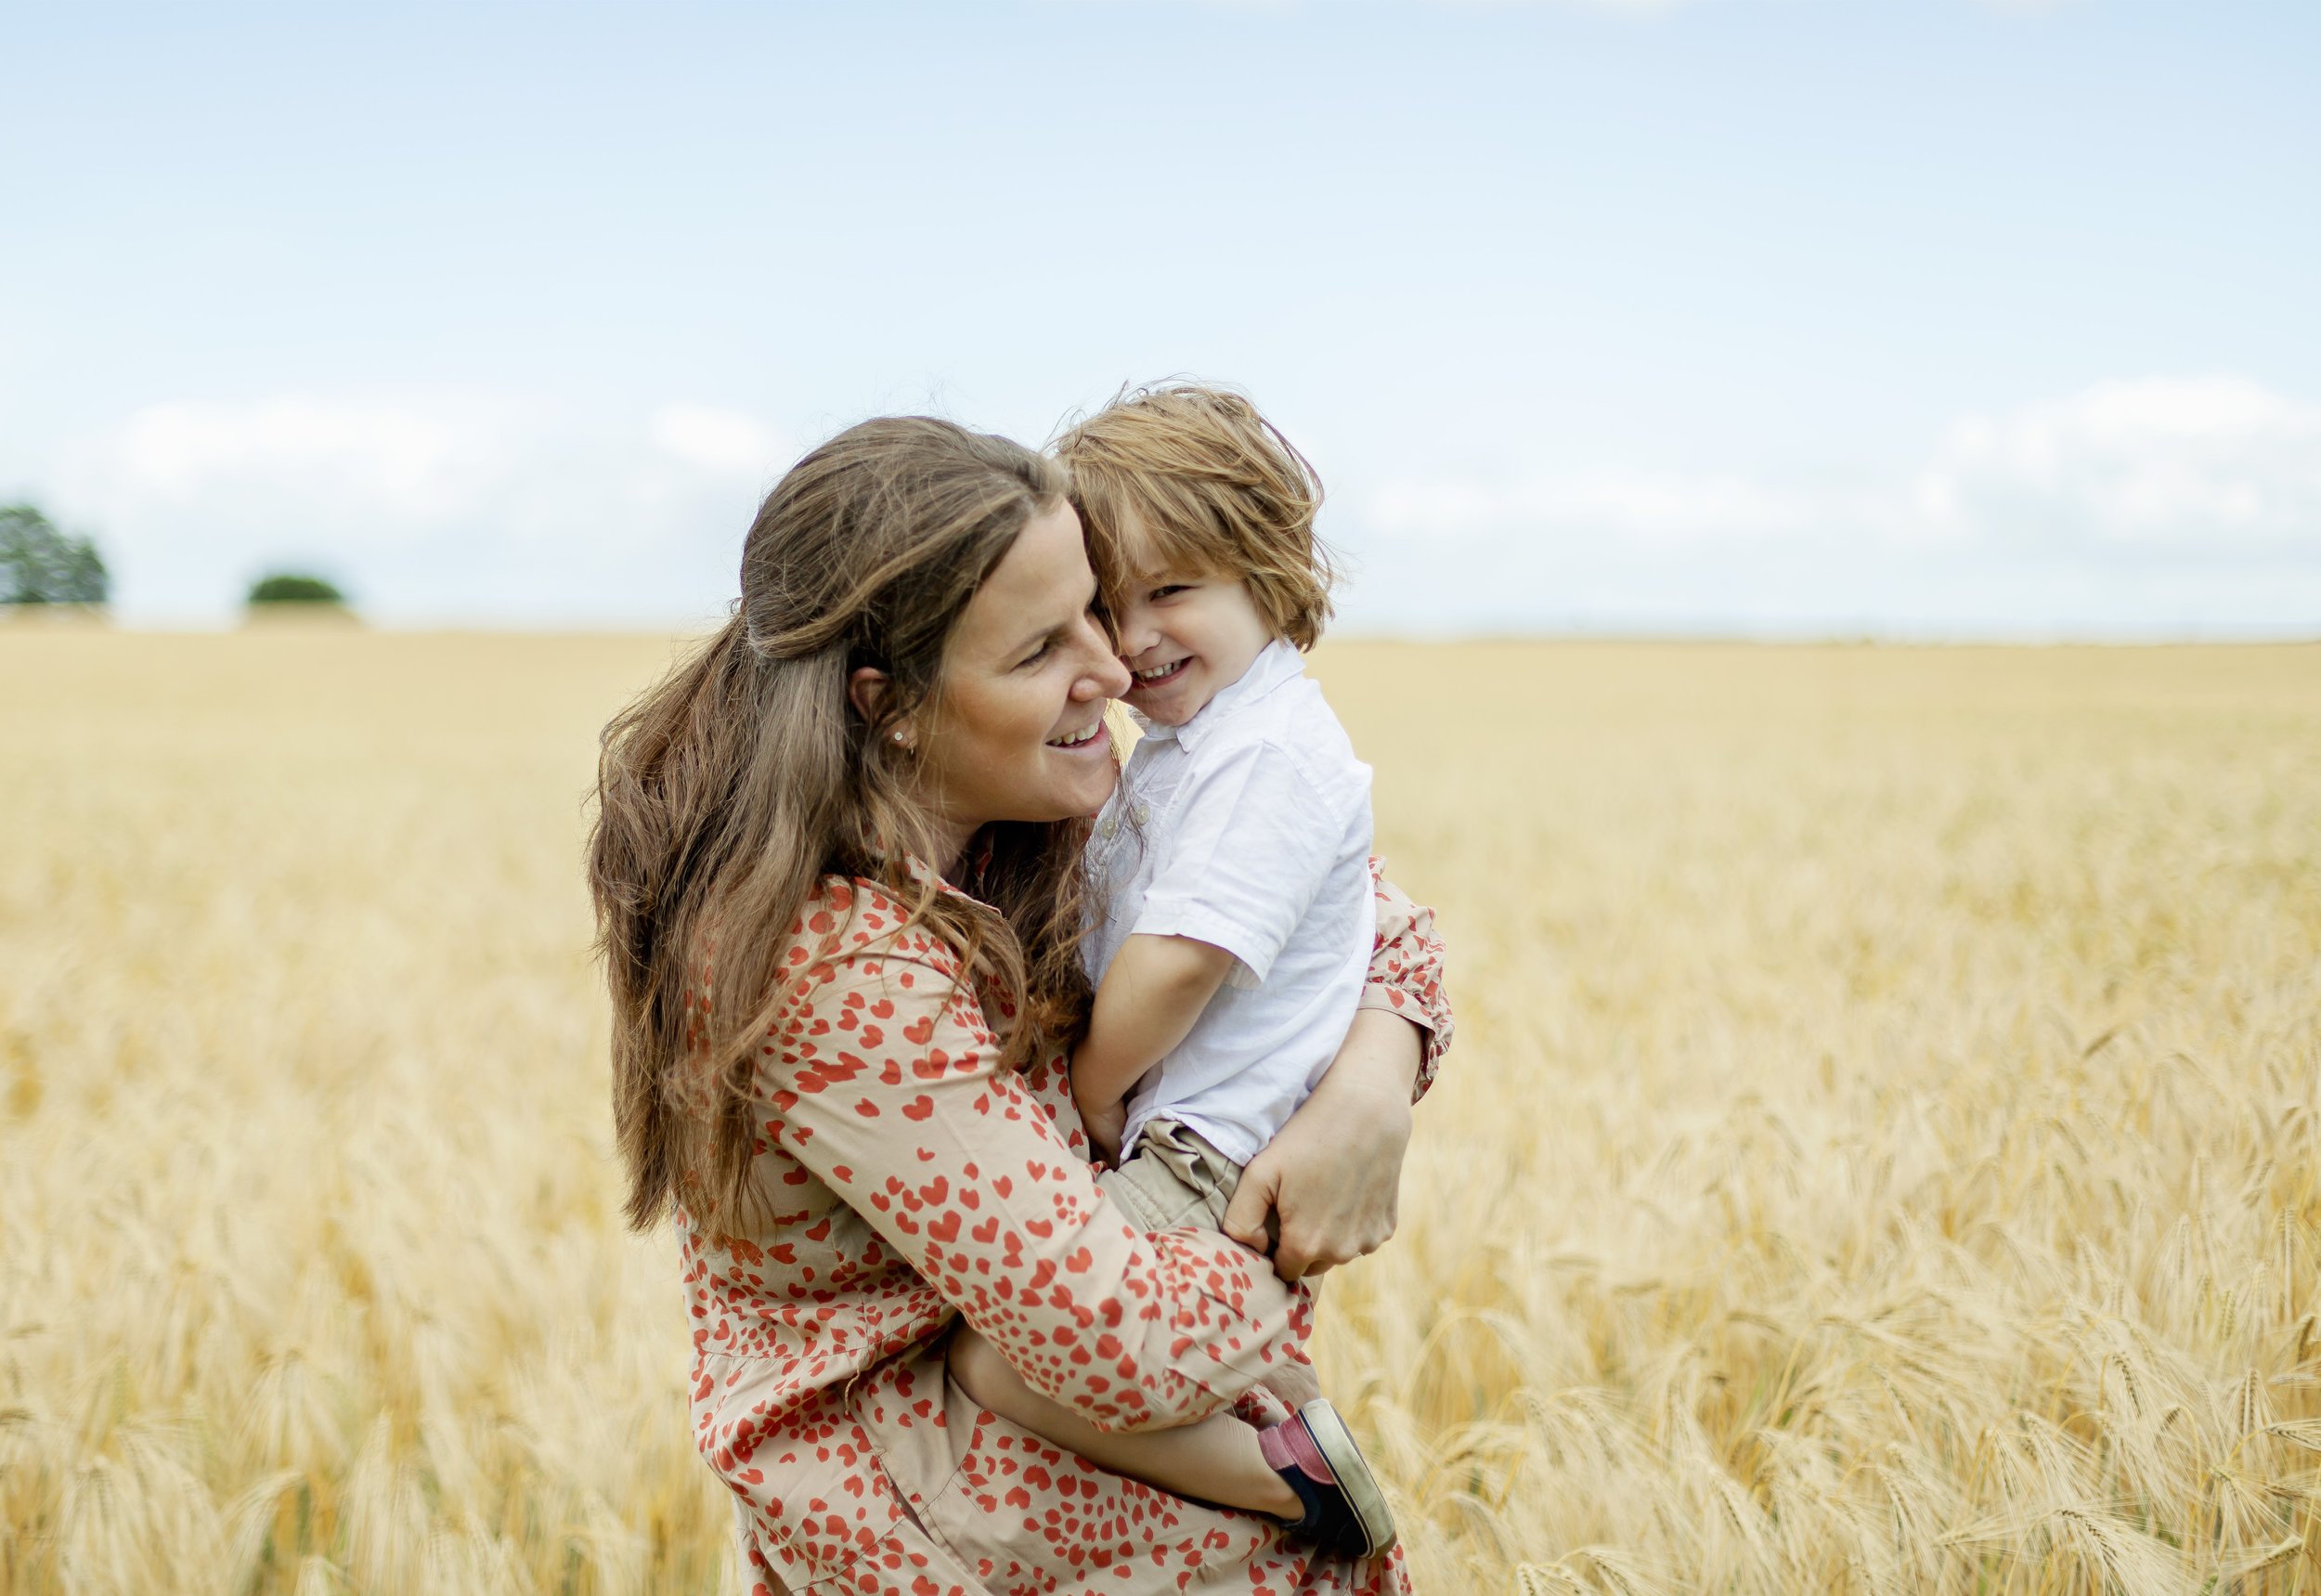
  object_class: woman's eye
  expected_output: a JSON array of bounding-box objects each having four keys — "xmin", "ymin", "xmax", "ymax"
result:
[{"xmin": 1017, "ymin": 641, "xmax": 1055, "ymax": 669}]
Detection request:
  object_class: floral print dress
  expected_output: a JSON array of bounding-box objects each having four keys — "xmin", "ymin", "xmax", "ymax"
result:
[{"xmin": 681, "ymin": 864, "xmax": 1452, "ymax": 1596}]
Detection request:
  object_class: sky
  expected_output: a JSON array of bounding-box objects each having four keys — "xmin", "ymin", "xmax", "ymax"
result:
[{"xmin": 4, "ymin": 0, "xmax": 2317, "ymax": 636}]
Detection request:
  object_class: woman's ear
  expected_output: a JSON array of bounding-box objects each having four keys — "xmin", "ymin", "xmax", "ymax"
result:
[{"xmin": 849, "ymin": 667, "xmax": 912, "ymax": 748}]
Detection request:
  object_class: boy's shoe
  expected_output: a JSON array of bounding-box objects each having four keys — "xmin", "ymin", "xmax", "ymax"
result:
[{"xmin": 1256, "ymin": 1399, "xmax": 1397, "ymax": 1560}]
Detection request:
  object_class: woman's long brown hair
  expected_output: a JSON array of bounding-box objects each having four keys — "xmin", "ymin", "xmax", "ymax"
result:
[{"xmin": 587, "ymin": 418, "xmax": 1099, "ymax": 1230}]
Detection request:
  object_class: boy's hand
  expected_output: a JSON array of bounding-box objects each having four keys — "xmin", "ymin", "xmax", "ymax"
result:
[
  {"xmin": 1079, "ymin": 1093, "xmax": 1128, "ymax": 1166},
  {"xmin": 1070, "ymin": 1047, "xmax": 1129, "ymax": 1164}
]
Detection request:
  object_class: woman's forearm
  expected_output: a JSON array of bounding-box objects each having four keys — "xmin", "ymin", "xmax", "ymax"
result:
[
  {"xmin": 1360, "ymin": 865, "xmax": 1455, "ymax": 1102},
  {"xmin": 774, "ymin": 951, "xmax": 1306, "ymax": 1433},
  {"xmin": 1312, "ymin": 1006, "xmax": 1424, "ymax": 1109}
]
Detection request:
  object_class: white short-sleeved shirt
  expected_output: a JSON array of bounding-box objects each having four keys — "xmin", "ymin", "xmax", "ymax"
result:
[{"xmin": 1084, "ymin": 640, "xmax": 1375, "ymax": 1167}]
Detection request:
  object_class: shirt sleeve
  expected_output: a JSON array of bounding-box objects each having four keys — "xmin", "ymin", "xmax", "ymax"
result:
[
  {"xmin": 1360, "ymin": 861, "xmax": 1455, "ymax": 1103},
  {"xmin": 755, "ymin": 950, "xmax": 1310, "ymax": 1434},
  {"xmin": 1133, "ymin": 739, "xmax": 1352, "ymax": 987}
]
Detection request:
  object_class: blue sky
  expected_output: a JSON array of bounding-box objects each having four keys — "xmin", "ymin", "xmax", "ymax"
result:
[{"xmin": 5, "ymin": 0, "xmax": 2316, "ymax": 634}]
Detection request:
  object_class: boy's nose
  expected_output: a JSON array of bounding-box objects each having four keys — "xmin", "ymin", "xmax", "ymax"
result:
[{"xmin": 1114, "ymin": 604, "xmax": 1159, "ymax": 663}]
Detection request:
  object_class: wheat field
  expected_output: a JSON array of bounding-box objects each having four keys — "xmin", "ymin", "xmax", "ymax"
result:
[{"xmin": 4, "ymin": 628, "xmax": 2318, "ymax": 1595}]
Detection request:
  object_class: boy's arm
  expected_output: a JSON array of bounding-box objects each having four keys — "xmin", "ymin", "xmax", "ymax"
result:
[{"xmin": 1070, "ymin": 932, "xmax": 1237, "ymax": 1160}]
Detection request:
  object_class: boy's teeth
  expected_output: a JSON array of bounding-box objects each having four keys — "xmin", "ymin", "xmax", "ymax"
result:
[{"xmin": 1135, "ymin": 661, "xmax": 1180, "ymax": 681}]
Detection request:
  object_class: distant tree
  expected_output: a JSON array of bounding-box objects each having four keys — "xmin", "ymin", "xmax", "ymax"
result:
[
  {"xmin": 248, "ymin": 573, "xmax": 347, "ymax": 604},
  {"xmin": 1, "ymin": 502, "xmax": 109, "ymax": 605}
]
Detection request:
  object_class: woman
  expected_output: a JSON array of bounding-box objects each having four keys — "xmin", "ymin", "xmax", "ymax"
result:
[{"xmin": 589, "ymin": 417, "xmax": 1450, "ymax": 1595}]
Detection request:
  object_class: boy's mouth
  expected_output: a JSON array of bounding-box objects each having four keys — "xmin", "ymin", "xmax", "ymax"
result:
[{"xmin": 1128, "ymin": 657, "xmax": 1190, "ymax": 690}]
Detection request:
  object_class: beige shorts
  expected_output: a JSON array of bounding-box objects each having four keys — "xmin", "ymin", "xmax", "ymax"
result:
[{"xmin": 1097, "ymin": 1119, "xmax": 1274, "ymax": 1246}]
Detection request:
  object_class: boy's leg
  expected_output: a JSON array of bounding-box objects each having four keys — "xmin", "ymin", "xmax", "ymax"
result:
[
  {"xmin": 1104, "ymin": 1119, "xmax": 1258, "ymax": 1237},
  {"xmin": 1109, "ymin": 1122, "xmax": 1316, "ymax": 1408},
  {"xmin": 1105, "ymin": 1118, "xmax": 1393, "ymax": 1550},
  {"xmin": 1103, "ymin": 1123, "xmax": 1399, "ymax": 1557}
]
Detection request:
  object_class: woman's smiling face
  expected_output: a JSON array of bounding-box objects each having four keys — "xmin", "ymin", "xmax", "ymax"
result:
[{"xmin": 905, "ymin": 501, "xmax": 1131, "ymax": 861}]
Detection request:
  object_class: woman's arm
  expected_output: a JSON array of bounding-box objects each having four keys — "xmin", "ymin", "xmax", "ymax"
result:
[
  {"xmin": 1355, "ymin": 866, "xmax": 1454, "ymax": 1101},
  {"xmin": 755, "ymin": 949, "xmax": 1307, "ymax": 1434},
  {"xmin": 1220, "ymin": 863, "xmax": 1453, "ymax": 1280},
  {"xmin": 1221, "ymin": 1006, "xmax": 1420, "ymax": 1280}
]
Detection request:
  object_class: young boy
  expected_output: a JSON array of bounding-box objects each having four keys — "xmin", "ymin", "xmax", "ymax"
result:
[{"xmin": 947, "ymin": 384, "xmax": 1397, "ymax": 1560}]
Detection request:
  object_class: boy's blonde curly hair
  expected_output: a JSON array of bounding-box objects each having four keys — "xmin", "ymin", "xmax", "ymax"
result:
[{"xmin": 1052, "ymin": 383, "xmax": 1337, "ymax": 650}]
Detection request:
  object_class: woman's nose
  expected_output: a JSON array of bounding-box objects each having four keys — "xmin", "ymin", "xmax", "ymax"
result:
[{"xmin": 1076, "ymin": 621, "xmax": 1133, "ymax": 700}]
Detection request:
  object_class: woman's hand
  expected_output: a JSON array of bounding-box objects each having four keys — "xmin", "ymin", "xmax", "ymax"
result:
[{"xmin": 1222, "ymin": 1008, "xmax": 1423, "ymax": 1282}]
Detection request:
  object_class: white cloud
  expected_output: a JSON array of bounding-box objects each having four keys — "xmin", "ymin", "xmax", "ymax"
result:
[
  {"xmin": 53, "ymin": 394, "xmax": 787, "ymax": 623},
  {"xmin": 43, "ymin": 378, "xmax": 2317, "ymax": 634},
  {"xmin": 1912, "ymin": 376, "xmax": 2321, "ymax": 550},
  {"xmin": 1371, "ymin": 468, "xmax": 1825, "ymax": 545},
  {"xmin": 1346, "ymin": 374, "xmax": 2321, "ymax": 634},
  {"xmin": 1368, "ymin": 374, "xmax": 2321, "ymax": 558},
  {"xmin": 97, "ymin": 395, "xmax": 512, "ymax": 534},
  {"xmin": 651, "ymin": 404, "xmax": 789, "ymax": 475}
]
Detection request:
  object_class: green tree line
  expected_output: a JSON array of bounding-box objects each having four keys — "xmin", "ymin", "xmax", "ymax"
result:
[
  {"xmin": 4, "ymin": 500, "xmax": 351, "ymax": 611},
  {"xmin": 1, "ymin": 502, "xmax": 109, "ymax": 604}
]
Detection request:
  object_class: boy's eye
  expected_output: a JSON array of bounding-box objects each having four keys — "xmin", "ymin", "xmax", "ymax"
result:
[{"xmin": 1149, "ymin": 584, "xmax": 1187, "ymax": 602}]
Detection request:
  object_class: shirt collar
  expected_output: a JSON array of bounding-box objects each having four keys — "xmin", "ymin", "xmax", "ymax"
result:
[{"xmin": 1131, "ymin": 639, "xmax": 1304, "ymax": 754}]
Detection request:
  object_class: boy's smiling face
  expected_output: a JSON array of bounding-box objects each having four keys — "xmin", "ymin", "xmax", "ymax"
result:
[{"xmin": 1109, "ymin": 509, "xmax": 1276, "ymax": 728}]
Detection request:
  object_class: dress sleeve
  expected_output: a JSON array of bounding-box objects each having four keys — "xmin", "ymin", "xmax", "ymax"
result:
[
  {"xmin": 1360, "ymin": 861, "xmax": 1455, "ymax": 1104},
  {"xmin": 757, "ymin": 950, "xmax": 1307, "ymax": 1434}
]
